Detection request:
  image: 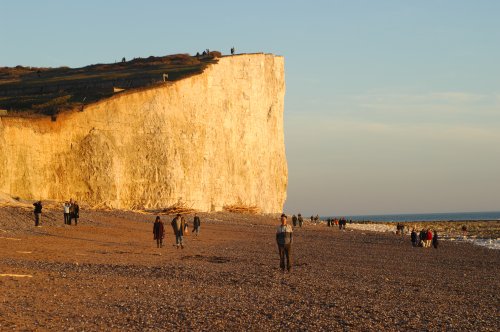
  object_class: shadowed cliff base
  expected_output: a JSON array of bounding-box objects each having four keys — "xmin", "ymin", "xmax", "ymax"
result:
[
  {"xmin": 0, "ymin": 207, "xmax": 498, "ymax": 331},
  {"xmin": 0, "ymin": 52, "xmax": 222, "ymax": 117}
]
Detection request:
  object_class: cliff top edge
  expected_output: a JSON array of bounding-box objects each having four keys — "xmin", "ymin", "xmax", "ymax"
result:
[{"xmin": 0, "ymin": 52, "xmax": 280, "ymax": 118}]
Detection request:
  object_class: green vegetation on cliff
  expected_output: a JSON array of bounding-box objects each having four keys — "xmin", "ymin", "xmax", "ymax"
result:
[{"xmin": 0, "ymin": 53, "xmax": 220, "ymax": 117}]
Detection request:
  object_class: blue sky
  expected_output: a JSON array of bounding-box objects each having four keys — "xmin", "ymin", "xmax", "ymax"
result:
[{"xmin": 1, "ymin": 0, "xmax": 499, "ymax": 215}]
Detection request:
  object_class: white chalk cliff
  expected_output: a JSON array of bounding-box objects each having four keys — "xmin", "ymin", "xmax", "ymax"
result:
[{"xmin": 0, "ymin": 54, "xmax": 287, "ymax": 213}]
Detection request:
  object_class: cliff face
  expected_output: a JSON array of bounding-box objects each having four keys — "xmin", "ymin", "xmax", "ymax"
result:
[{"xmin": 0, "ymin": 54, "xmax": 287, "ymax": 213}]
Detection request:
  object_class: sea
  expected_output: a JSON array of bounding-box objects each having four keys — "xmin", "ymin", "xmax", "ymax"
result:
[{"xmin": 326, "ymin": 211, "xmax": 500, "ymax": 222}]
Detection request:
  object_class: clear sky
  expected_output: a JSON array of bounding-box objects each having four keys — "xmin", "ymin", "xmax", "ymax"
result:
[{"xmin": 1, "ymin": 0, "xmax": 499, "ymax": 216}]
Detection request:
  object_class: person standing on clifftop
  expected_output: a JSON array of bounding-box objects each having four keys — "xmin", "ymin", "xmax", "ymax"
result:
[
  {"xmin": 276, "ymin": 214, "xmax": 293, "ymax": 272},
  {"xmin": 33, "ymin": 201, "xmax": 42, "ymax": 226},
  {"xmin": 292, "ymin": 214, "xmax": 298, "ymax": 227}
]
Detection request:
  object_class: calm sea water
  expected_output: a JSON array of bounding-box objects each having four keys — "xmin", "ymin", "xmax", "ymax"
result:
[{"xmin": 326, "ymin": 211, "xmax": 500, "ymax": 222}]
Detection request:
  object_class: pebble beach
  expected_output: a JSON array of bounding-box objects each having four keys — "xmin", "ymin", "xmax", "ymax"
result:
[{"xmin": 1, "ymin": 207, "xmax": 499, "ymax": 331}]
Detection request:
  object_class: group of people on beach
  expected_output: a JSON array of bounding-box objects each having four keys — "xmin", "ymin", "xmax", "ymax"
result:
[
  {"xmin": 32, "ymin": 199, "xmax": 80, "ymax": 226},
  {"xmin": 326, "ymin": 217, "xmax": 349, "ymax": 229},
  {"xmin": 411, "ymin": 228, "xmax": 438, "ymax": 248},
  {"xmin": 31, "ymin": 197, "xmax": 443, "ymax": 274},
  {"xmin": 63, "ymin": 199, "xmax": 80, "ymax": 225},
  {"xmin": 291, "ymin": 214, "xmax": 304, "ymax": 227},
  {"xmin": 153, "ymin": 212, "xmax": 294, "ymax": 273},
  {"xmin": 152, "ymin": 213, "xmax": 201, "ymax": 249}
]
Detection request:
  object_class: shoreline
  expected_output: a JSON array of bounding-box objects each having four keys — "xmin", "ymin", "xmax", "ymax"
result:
[{"xmin": 342, "ymin": 220, "xmax": 500, "ymax": 250}]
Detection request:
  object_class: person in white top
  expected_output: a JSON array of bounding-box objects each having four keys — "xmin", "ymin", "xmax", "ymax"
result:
[
  {"xmin": 276, "ymin": 214, "xmax": 293, "ymax": 272},
  {"xmin": 63, "ymin": 201, "xmax": 71, "ymax": 225}
]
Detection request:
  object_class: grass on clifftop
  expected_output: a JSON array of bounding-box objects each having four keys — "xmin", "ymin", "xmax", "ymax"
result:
[{"xmin": 0, "ymin": 52, "xmax": 221, "ymax": 117}]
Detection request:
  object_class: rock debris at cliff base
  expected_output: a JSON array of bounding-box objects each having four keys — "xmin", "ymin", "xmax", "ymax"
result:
[{"xmin": 0, "ymin": 209, "xmax": 499, "ymax": 331}]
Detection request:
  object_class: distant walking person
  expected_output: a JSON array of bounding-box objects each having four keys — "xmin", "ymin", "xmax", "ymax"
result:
[
  {"xmin": 33, "ymin": 201, "xmax": 42, "ymax": 226},
  {"xmin": 153, "ymin": 216, "xmax": 165, "ymax": 248},
  {"xmin": 292, "ymin": 214, "xmax": 298, "ymax": 227},
  {"xmin": 231, "ymin": 47, "xmax": 235, "ymax": 55},
  {"xmin": 72, "ymin": 201, "xmax": 80, "ymax": 225},
  {"xmin": 276, "ymin": 214, "xmax": 293, "ymax": 272},
  {"xmin": 171, "ymin": 214, "xmax": 185, "ymax": 249},
  {"xmin": 193, "ymin": 214, "xmax": 201, "ymax": 236},
  {"xmin": 182, "ymin": 216, "xmax": 189, "ymax": 236},
  {"xmin": 63, "ymin": 201, "xmax": 71, "ymax": 225},
  {"xmin": 298, "ymin": 213, "xmax": 303, "ymax": 228},
  {"xmin": 432, "ymin": 231, "xmax": 439, "ymax": 249}
]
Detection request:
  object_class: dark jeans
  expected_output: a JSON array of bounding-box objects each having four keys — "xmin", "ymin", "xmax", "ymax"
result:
[
  {"xmin": 156, "ymin": 238, "xmax": 163, "ymax": 248},
  {"xmin": 34, "ymin": 213, "xmax": 41, "ymax": 226},
  {"xmin": 64, "ymin": 213, "xmax": 70, "ymax": 225},
  {"xmin": 278, "ymin": 244, "xmax": 292, "ymax": 271}
]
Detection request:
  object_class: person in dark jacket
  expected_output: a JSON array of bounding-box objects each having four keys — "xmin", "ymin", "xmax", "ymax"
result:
[
  {"xmin": 410, "ymin": 228, "xmax": 418, "ymax": 247},
  {"xmin": 276, "ymin": 214, "xmax": 293, "ymax": 272},
  {"xmin": 153, "ymin": 216, "xmax": 164, "ymax": 248},
  {"xmin": 432, "ymin": 230, "xmax": 439, "ymax": 249},
  {"xmin": 33, "ymin": 201, "xmax": 42, "ymax": 226},
  {"xmin": 292, "ymin": 214, "xmax": 298, "ymax": 227},
  {"xmin": 419, "ymin": 229, "xmax": 426, "ymax": 247},
  {"xmin": 72, "ymin": 201, "xmax": 80, "ymax": 225},
  {"xmin": 297, "ymin": 213, "xmax": 303, "ymax": 228},
  {"xmin": 193, "ymin": 214, "xmax": 201, "ymax": 236}
]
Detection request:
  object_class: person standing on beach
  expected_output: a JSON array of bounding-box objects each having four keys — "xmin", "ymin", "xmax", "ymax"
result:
[
  {"xmin": 426, "ymin": 229, "xmax": 433, "ymax": 248},
  {"xmin": 298, "ymin": 214, "xmax": 303, "ymax": 228},
  {"xmin": 33, "ymin": 201, "xmax": 42, "ymax": 226},
  {"xmin": 63, "ymin": 201, "xmax": 71, "ymax": 225},
  {"xmin": 276, "ymin": 214, "xmax": 293, "ymax": 272},
  {"xmin": 182, "ymin": 216, "xmax": 189, "ymax": 236},
  {"xmin": 432, "ymin": 230, "xmax": 439, "ymax": 249},
  {"xmin": 171, "ymin": 214, "xmax": 185, "ymax": 249},
  {"xmin": 292, "ymin": 214, "xmax": 298, "ymax": 227},
  {"xmin": 193, "ymin": 214, "xmax": 201, "ymax": 236},
  {"xmin": 69, "ymin": 199, "xmax": 75, "ymax": 225},
  {"xmin": 411, "ymin": 229, "xmax": 418, "ymax": 247},
  {"xmin": 153, "ymin": 216, "xmax": 164, "ymax": 248},
  {"xmin": 72, "ymin": 201, "xmax": 80, "ymax": 225},
  {"xmin": 419, "ymin": 229, "xmax": 426, "ymax": 247}
]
